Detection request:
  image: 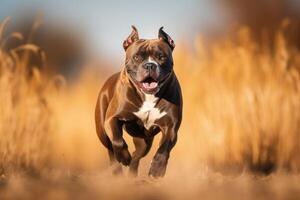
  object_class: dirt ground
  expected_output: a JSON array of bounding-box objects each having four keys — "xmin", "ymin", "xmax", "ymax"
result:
[
  {"xmin": 1, "ymin": 19, "xmax": 300, "ymax": 200},
  {"xmin": 1, "ymin": 167, "xmax": 300, "ymax": 200}
]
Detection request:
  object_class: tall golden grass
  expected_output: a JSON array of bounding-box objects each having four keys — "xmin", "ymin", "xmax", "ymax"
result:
[
  {"xmin": 0, "ymin": 18, "xmax": 54, "ymax": 174},
  {"xmin": 175, "ymin": 24, "xmax": 300, "ymax": 174},
  {"xmin": 1, "ymin": 18, "xmax": 300, "ymax": 199}
]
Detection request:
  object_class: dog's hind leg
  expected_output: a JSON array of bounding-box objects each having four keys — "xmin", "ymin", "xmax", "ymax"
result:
[
  {"xmin": 96, "ymin": 129, "xmax": 123, "ymax": 175},
  {"xmin": 95, "ymin": 94, "xmax": 124, "ymax": 175},
  {"xmin": 129, "ymin": 137, "xmax": 153, "ymax": 176},
  {"xmin": 95, "ymin": 126, "xmax": 123, "ymax": 175}
]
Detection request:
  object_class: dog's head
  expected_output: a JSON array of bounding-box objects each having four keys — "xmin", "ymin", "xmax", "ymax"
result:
[{"xmin": 123, "ymin": 26, "xmax": 175, "ymax": 94}]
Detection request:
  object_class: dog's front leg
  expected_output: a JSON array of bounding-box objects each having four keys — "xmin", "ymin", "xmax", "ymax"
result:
[
  {"xmin": 105, "ymin": 117, "xmax": 132, "ymax": 166},
  {"xmin": 148, "ymin": 126, "xmax": 178, "ymax": 178}
]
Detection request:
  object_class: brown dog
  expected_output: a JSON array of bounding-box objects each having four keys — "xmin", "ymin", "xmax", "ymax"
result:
[{"xmin": 95, "ymin": 26, "xmax": 182, "ymax": 177}]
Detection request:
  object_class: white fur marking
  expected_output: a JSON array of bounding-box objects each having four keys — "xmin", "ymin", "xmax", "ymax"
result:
[
  {"xmin": 148, "ymin": 56, "xmax": 159, "ymax": 66},
  {"xmin": 112, "ymin": 140, "xmax": 124, "ymax": 147},
  {"xmin": 133, "ymin": 94, "xmax": 167, "ymax": 130}
]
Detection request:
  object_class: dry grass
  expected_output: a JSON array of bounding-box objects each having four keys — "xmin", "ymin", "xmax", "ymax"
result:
[
  {"xmin": 175, "ymin": 25, "xmax": 300, "ymax": 174},
  {"xmin": 0, "ymin": 18, "xmax": 56, "ymax": 175},
  {"xmin": 1, "ymin": 19, "xmax": 300, "ymax": 199}
]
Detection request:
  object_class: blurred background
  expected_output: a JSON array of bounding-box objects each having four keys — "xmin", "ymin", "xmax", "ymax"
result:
[
  {"xmin": 0, "ymin": 0, "xmax": 226, "ymax": 57},
  {"xmin": 1, "ymin": 1, "xmax": 300, "ymax": 199},
  {"xmin": 1, "ymin": 0, "xmax": 299, "ymax": 78}
]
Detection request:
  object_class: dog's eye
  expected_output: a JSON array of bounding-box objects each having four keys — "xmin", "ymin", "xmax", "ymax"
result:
[
  {"xmin": 133, "ymin": 54, "xmax": 142, "ymax": 62},
  {"xmin": 158, "ymin": 54, "xmax": 166, "ymax": 61}
]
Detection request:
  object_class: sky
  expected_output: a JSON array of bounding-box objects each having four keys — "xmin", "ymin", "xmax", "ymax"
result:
[{"xmin": 0, "ymin": 0, "xmax": 227, "ymax": 59}]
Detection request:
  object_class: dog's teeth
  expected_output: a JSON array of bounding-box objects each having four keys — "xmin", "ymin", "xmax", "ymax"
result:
[
  {"xmin": 150, "ymin": 82, "xmax": 158, "ymax": 88},
  {"xmin": 143, "ymin": 82, "xmax": 157, "ymax": 89},
  {"xmin": 142, "ymin": 82, "xmax": 149, "ymax": 88}
]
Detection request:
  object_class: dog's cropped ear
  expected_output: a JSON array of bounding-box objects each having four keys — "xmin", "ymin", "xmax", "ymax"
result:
[
  {"xmin": 123, "ymin": 25, "xmax": 139, "ymax": 51},
  {"xmin": 158, "ymin": 27, "xmax": 175, "ymax": 50}
]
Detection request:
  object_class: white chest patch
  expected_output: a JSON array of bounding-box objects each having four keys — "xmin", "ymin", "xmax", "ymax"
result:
[{"xmin": 133, "ymin": 94, "xmax": 167, "ymax": 130}]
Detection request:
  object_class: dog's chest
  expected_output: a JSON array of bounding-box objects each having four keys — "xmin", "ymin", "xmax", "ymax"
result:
[{"xmin": 133, "ymin": 94, "xmax": 166, "ymax": 130}]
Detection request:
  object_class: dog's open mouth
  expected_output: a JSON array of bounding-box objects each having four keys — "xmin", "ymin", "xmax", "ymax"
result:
[{"xmin": 140, "ymin": 77, "xmax": 158, "ymax": 91}]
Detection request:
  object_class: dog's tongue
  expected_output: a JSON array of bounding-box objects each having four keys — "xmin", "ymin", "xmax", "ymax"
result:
[{"xmin": 142, "ymin": 82, "xmax": 158, "ymax": 89}]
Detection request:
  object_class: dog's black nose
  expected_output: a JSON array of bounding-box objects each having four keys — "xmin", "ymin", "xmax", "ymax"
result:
[{"xmin": 143, "ymin": 62, "xmax": 157, "ymax": 70}]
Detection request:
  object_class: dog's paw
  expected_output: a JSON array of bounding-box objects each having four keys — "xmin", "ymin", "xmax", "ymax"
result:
[
  {"xmin": 114, "ymin": 148, "xmax": 132, "ymax": 166},
  {"xmin": 148, "ymin": 153, "xmax": 168, "ymax": 178},
  {"xmin": 112, "ymin": 164, "xmax": 123, "ymax": 175}
]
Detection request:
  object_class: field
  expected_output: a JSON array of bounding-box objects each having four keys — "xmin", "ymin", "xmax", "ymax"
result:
[{"xmin": 1, "ymin": 18, "xmax": 300, "ymax": 199}]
